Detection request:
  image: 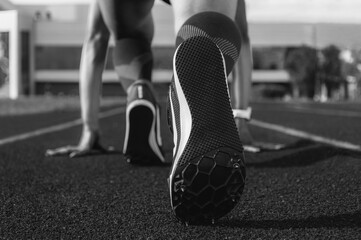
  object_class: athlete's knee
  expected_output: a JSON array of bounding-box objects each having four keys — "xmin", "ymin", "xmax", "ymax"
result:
[
  {"xmin": 175, "ymin": 12, "xmax": 241, "ymax": 75},
  {"xmin": 111, "ymin": 13, "xmax": 154, "ymax": 43},
  {"xmin": 83, "ymin": 31, "xmax": 109, "ymax": 63},
  {"xmin": 87, "ymin": 29, "xmax": 110, "ymax": 45},
  {"xmin": 103, "ymin": 0, "xmax": 155, "ymax": 41},
  {"xmin": 236, "ymin": 22, "xmax": 250, "ymax": 45},
  {"xmin": 113, "ymin": 38, "xmax": 153, "ymax": 81},
  {"xmin": 241, "ymin": 34, "xmax": 250, "ymax": 46}
]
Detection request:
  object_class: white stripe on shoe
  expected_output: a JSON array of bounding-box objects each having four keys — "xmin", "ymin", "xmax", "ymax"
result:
[
  {"xmin": 169, "ymin": 89, "xmax": 178, "ymax": 158},
  {"xmin": 169, "ymin": 44, "xmax": 193, "ymax": 207},
  {"xmin": 156, "ymin": 106, "xmax": 163, "ymax": 147}
]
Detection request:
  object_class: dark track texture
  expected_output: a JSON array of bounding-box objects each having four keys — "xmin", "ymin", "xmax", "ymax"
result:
[{"xmin": 0, "ymin": 98, "xmax": 360, "ymax": 239}]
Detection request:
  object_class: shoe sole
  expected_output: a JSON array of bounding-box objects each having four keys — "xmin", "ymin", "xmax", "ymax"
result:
[
  {"xmin": 124, "ymin": 100, "xmax": 164, "ymax": 165},
  {"xmin": 169, "ymin": 37, "xmax": 246, "ymax": 224}
]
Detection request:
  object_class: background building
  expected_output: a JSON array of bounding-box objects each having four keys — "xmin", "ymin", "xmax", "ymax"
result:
[{"xmin": 2, "ymin": 0, "xmax": 361, "ymax": 98}]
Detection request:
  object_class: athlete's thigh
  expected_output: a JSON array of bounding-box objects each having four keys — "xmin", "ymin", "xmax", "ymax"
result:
[
  {"xmin": 235, "ymin": 0, "xmax": 249, "ymax": 39},
  {"xmin": 170, "ymin": 0, "xmax": 238, "ymax": 31},
  {"xmin": 96, "ymin": 0, "xmax": 155, "ymax": 39},
  {"xmin": 86, "ymin": 0, "xmax": 110, "ymax": 39}
]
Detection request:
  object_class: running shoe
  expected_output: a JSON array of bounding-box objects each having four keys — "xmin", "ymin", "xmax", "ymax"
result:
[
  {"xmin": 123, "ymin": 80, "xmax": 165, "ymax": 165},
  {"xmin": 167, "ymin": 36, "xmax": 246, "ymax": 224}
]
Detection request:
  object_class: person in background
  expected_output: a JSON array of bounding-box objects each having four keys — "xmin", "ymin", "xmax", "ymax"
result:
[
  {"xmin": 46, "ymin": 0, "xmax": 250, "ymax": 224},
  {"xmin": 45, "ymin": 0, "xmax": 255, "ymax": 159}
]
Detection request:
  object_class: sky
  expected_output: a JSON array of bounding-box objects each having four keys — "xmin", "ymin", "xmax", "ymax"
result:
[{"xmin": 8, "ymin": 0, "xmax": 361, "ymax": 24}]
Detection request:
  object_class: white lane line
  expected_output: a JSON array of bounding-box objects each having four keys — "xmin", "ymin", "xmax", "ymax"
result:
[
  {"xmin": 0, "ymin": 107, "xmax": 125, "ymax": 146},
  {"xmin": 250, "ymin": 119, "xmax": 361, "ymax": 152}
]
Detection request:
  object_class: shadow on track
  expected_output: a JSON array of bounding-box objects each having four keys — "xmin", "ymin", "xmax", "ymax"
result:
[{"xmin": 247, "ymin": 140, "xmax": 361, "ymax": 168}]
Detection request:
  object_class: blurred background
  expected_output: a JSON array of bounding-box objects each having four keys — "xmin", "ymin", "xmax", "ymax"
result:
[{"xmin": 1, "ymin": 0, "xmax": 361, "ymax": 102}]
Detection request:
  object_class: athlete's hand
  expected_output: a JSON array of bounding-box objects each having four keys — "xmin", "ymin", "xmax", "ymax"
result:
[{"xmin": 45, "ymin": 130, "xmax": 115, "ymax": 158}]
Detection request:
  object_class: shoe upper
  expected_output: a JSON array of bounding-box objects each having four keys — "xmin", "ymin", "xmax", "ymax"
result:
[
  {"xmin": 127, "ymin": 80, "xmax": 157, "ymax": 106},
  {"xmin": 124, "ymin": 80, "xmax": 166, "ymax": 164}
]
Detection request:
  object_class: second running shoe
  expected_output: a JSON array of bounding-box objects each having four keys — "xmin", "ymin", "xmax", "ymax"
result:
[
  {"xmin": 167, "ymin": 36, "xmax": 247, "ymax": 224},
  {"xmin": 123, "ymin": 80, "xmax": 165, "ymax": 165}
]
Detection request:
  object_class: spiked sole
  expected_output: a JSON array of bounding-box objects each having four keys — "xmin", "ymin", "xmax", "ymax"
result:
[{"xmin": 169, "ymin": 37, "xmax": 246, "ymax": 224}]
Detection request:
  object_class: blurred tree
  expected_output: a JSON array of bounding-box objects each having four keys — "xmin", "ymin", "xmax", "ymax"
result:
[
  {"xmin": 284, "ymin": 46, "xmax": 318, "ymax": 99},
  {"xmin": 340, "ymin": 49, "xmax": 357, "ymax": 77},
  {"xmin": 319, "ymin": 45, "xmax": 343, "ymax": 99},
  {"xmin": 340, "ymin": 48, "xmax": 361, "ymax": 100}
]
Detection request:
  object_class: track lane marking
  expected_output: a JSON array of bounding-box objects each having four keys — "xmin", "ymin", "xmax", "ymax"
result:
[
  {"xmin": 1, "ymin": 106, "xmax": 360, "ymax": 152},
  {"xmin": 250, "ymin": 119, "xmax": 361, "ymax": 152},
  {"xmin": 0, "ymin": 107, "xmax": 125, "ymax": 146}
]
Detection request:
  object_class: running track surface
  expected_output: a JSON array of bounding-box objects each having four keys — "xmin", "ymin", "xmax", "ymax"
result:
[{"xmin": 0, "ymin": 96, "xmax": 360, "ymax": 239}]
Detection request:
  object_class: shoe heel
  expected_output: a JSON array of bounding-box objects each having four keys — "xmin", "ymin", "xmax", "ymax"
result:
[{"xmin": 124, "ymin": 82, "xmax": 165, "ymax": 164}]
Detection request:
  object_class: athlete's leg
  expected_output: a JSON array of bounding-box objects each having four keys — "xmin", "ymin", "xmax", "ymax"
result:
[
  {"xmin": 171, "ymin": 0, "xmax": 238, "ymax": 33},
  {"xmin": 168, "ymin": 0, "xmax": 246, "ymax": 224},
  {"xmin": 97, "ymin": 0, "xmax": 155, "ymax": 91},
  {"xmin": 46, "ymin": 0, "xmax": 112, "ymax": 157},
  {"xmin": 46, "ymin": 0, "xmax": 162, "ymax": 160},
  {"xmin": 232, "ymin": 0, "xmax": 254, "ymax": 144},
  {"xmin": 80, "ymin": 0, "xmax": 110, "ymax": 137},
  {"xmin": 96, "ymin": 0, "xmax": 165, "ymax": 164}
]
